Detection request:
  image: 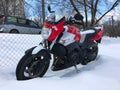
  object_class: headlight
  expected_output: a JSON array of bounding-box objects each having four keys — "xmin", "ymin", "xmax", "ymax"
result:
[{"xmin": 41, "ymin": 27, "xmax": 51, "ymax": 39}]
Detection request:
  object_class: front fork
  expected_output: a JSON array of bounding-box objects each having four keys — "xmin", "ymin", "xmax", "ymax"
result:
[{"xmin": 43, "ymin": 40, "xmax": 49, "ymax": 49}]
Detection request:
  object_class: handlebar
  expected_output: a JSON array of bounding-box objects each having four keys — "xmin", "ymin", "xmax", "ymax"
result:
[{"xmin": 65, "ymin": 16, "xmax": 84, "ymax": 26}]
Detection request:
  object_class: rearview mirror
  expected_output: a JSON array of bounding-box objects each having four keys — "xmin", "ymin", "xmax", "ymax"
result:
[
  {"xmin": 47, "ymin": 4, "xmax": 55, "ymax": 13},
  {"xmin": 48, "ymin": 4, "xmax": 51, "ymax": 13}
]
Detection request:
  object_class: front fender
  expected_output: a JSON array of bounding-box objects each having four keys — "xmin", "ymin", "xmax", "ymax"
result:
[
  {"xmin": 25, "ymin": 46, "xmax": 36, "ymax": 55},
  {"xmin": 32, "ymin": 44, "xmax": 44, "ymax": 55},
  {"xmin": 25, "ymin": 44, "xmax": 44, "ymax": 55},
  {"xmin": 25, "ymin": 45, "xmax": 51, "ymax": 60},
  {"xmin": 32, "ymin": 45, "xmax": 51, "ymax": 60}
]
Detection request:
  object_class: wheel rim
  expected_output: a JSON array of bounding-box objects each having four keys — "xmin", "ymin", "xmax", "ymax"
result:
[
  {"xmin": 10, "ymin": 30, "xmax": 19, "ymax": 33},
  {"xmin": 23, "ymin": 56, "xmax": 46, "ymax": 78},
  {"xmin": 87, "ymin": 46, "xmax": 98, "ymax": 60}
]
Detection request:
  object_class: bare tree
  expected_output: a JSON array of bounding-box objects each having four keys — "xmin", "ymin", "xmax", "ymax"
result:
[
  {"xmin": 95, "ymin": 0, "xmax": 119, "ymax": 24},
  {"xmin": 23, "ymin": 0, "xmax": 119, "ymax": 28},
  {"xmin": 0, "ymin": 0, "xmax": 25, "ymax": 18},
  {"xmin": 42, "ymin": 0, "xmax": 45, "ymax": 22},
  {"xmin": 69, "ymin": 0, "xmax": 120, "ymax": 27}
]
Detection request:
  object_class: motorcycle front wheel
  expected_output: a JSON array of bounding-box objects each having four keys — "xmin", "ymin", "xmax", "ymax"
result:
[{"xmin": 16, "ymin": 51, "xmax": 50, "ymax": 80}]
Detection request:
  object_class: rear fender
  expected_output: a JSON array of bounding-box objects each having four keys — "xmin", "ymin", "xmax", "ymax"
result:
[
  {"xmin": 90, "ymin": 29, "xmax": 104, "ymax": 41},
  {"xmin": 96, "ymin": 38, "xmax": 102, "ymax": 43}
]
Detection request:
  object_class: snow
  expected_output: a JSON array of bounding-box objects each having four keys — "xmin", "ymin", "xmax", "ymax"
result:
[{"xmin": 0, "ymin": 34, "xmax": 120, "ymax": 90}]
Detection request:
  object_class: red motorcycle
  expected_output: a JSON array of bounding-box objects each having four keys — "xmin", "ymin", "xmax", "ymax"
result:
[{"xmin": 16, "ymin": 6, "xmax": 104, "ymax": 80}]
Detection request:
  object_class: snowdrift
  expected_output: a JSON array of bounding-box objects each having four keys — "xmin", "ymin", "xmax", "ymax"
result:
[{"xmin": 0, "ymin": 34, "xmax": 120, "ymax": 90}]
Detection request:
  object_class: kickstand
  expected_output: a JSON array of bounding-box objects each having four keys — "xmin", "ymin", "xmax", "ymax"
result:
[{"xmin": 74, "ymin": 64, "xmax": 79, "ymax": 73}]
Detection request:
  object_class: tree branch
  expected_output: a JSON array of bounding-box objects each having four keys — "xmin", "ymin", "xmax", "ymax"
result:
[
  {"xmin": 69, "ymin": 0, "xmax": 80, "ymax": 14},
  {"xmin": 95, "ymin": 0, "xmax": 119, "ymax": 24}
]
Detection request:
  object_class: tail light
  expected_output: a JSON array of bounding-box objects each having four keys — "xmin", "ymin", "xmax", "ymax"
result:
[{"xmin": 90, "ymin": 30, "xmax": 104, "ymax": 41}]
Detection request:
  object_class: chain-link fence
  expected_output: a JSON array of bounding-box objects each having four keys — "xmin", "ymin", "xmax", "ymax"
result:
[
  {"xmin": 0, "ymin": 33, "xmax": 42, "ymax": 73},
  {"xmin": 0, "ymin": 0, "xmax": 44, "ymax": 78}
]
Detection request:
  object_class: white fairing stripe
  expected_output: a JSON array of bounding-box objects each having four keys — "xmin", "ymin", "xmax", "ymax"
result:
[
  {"xmin": 32, "ymin": 44, "xmax": 44, "ymax": 55},
  {"xmin": 59, "ymin": 31, "xmax": 75, "ymax": 46},
  {"xmin": 81, "ymin": 30, "xmax": 95, "ymax": 35},
  {"xmin": 64, "ymin": 26, "xmax": 68, "ymax": 31},
  {"xmin": 94, "ymin": 26, "xmax": 102, "ymax": 30},
  {"xmin": 80, "ymin": 30, "xmax": 95, "ymax": 43},
  {"xmin": 80, "ymin": 34, "xmax": 86, "ymax": 43}
]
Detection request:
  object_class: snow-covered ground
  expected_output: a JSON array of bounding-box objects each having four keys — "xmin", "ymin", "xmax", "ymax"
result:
[{"xmin": 0, "ymin": 34, "xmax": 120, "ymax": 90}]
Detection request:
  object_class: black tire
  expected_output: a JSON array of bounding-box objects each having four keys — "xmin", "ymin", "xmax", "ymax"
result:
[
  {"xmin": 86, "ymin": 43, "xmax": 98, "ymax": 61},
  {"xmin": 16, "ymin": 51, "xmax": 50, "ymax": 80},
  {"xmin": 39, "ymin": 31, "xmax": 41, "ymax": 34},
  {"xmin": 81, "ymin": 43, "xmax": 98, "ymax": 65},
  {"xmin": 10, "ymin": 29, "xmax": 19, "ymax": 33}
]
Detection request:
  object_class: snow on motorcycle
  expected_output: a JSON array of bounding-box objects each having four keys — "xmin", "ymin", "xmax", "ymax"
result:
[{"xmin": 16, "ymin": 5, "xmax": 104, "ymax": 80}]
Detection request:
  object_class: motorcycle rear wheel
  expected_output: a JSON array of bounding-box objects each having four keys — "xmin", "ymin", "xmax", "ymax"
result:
[
  {"xmin": 81, "ymin": 43, "xmax": 98, "ymax": 65},
  {"xmin": 87, "ymin": 43, "xmax": 98, "ymax": 61},
  {"xmin": 16, "ymin": 52, "xmax": 50, "ymax": 80}
]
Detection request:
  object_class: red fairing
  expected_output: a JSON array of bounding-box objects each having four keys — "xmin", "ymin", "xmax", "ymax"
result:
[
  {"xmin": 44, "ymin": 19, "xmax": 65, "ymax": 41},
  {"xmin": 67, "ymin": 25, "xmax": 81, "ymax": 41},
  {"xmin": 91, "ymin": 29, "xmax": 104, "ymax": 41}
]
